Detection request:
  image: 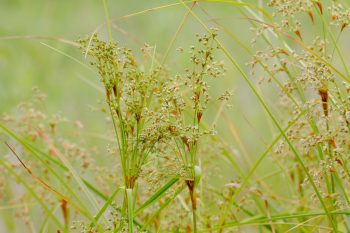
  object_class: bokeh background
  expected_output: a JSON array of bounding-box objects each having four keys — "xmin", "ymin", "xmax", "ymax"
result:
[
  {"xmin": 2, "ymin": 0, "xmax": 350, "ymax": 232},
  {"xmin": 1, "ymin": 0, "xmax": 271, "ymax": 163}
]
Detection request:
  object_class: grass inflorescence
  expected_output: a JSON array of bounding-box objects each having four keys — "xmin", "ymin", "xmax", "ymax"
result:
[{"xmin": 2, "ymin": 0, "xmax": 350, "ymax": 232}]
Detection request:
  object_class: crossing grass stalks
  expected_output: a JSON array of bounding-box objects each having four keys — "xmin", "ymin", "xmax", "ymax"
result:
[{"xmin": 2, "ymin": 0, "xmax": 350, "ymax": 232}]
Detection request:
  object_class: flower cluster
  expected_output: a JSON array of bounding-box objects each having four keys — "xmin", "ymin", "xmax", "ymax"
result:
[
  {"xmin": 328, "ymin": 1, "xmax": 350, "ymax": 30},
  {"xmin": 79, "ymin": 34, "xmax": 179, "ymax": 188},
  {"xmin": 78, "ymin": 30, "xmax": 226, "ymax": 232},
  {"xmin": 268, "ymin": 0, "xmax": 318, "ymax": 33},
  {"xmin": 251, "ymin": 2, "xmax": 350, "ymax": 222}
]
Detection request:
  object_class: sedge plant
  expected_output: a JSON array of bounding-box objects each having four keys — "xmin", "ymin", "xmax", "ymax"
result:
[{"xmin": 3, "ymin": 0, "xmax": 350, "ymax": 232}]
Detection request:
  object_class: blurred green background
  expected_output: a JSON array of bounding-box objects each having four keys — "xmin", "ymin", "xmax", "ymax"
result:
[
  {"xmin": 1, "ymin": 0, "xmax": 272, "ymax": 158},
  {"xmin": 4, "ymin": 0, "xmax": 350, "ymax": 193},
  {"xmin": 3, "ymin": 1, "xmax": 350, "ymax": 231}
]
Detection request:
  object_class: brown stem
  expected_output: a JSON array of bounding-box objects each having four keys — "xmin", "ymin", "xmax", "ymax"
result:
[
  {"xmin": 125, "ymin": 175, "xmax": 137, "ymax": 189},
  {"xmin": 186, "ymin": 179, "xmax": 197, "ymax": 233},
  {"xmin": 186, "ymin": 180, "xmax": 196, "ymax": 210}
]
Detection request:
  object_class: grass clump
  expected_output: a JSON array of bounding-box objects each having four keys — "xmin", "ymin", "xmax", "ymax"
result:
[
  {"xmin": 3, "ymin": 0, "xmax": 350, "ymax": 232},
  {"xmin": 77, "ymin": 30, "xmax": 225, "ymax": 232}
]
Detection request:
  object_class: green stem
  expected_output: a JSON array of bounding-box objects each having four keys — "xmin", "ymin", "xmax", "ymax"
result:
[
  {"xmin": 193, "ymin": 205, "xmax": 197, "ymax": 233},
  {"xmin": 127, "ymin": 188, "xmax": 134, "ymax": 233},
  {"xmin": 101, "ymin": 0, "xmax": 113, "ymax": 42},
  {"xmin": 179, "ymin": 2, "xmax": 338, "ymax": 230}
]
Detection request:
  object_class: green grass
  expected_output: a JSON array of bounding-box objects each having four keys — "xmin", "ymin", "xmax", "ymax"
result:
[{"xmin": 2, "ymin": 0, "xmax": 350, "ymax": 232}]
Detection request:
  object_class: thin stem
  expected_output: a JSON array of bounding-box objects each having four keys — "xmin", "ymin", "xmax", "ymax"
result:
[
  {"xmin": 101, "ymin": 0, "xmax": 113, "ymax": 42},
  {"xmin": 192, "ymin": 205, "xmax": 197, "ymax": 233},
  {"xmin": 180, "ymin": 2, "xmax": 338, "ymax": 231},
  {"xmin": 127, "ymin": 188, "xmax": 134, "ymax": 233},
  {"xmin": 186, "ymin": 180, "xmax": 197, "ymax": 233}
]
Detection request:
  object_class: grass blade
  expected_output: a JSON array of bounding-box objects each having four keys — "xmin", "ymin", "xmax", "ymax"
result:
[
  {"xmin": 0, "ymin": 160, "xmax": 63, "ymax": 229},
  {"xmin": 179, "ymin": 1, "xmax": 338, "ymax": 230},
  {"xmin": 135, "ymin": 178, "xmax": 179, "ymax": 216},
  {"xmin": 90, "ymin": 186, "xmax": 123, "ymax": 228}
]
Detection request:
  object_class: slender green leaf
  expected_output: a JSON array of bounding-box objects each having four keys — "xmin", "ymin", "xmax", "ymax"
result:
[{"xmin": 135, "ymin": 178, "xmax": 179, "ymax": 216}]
